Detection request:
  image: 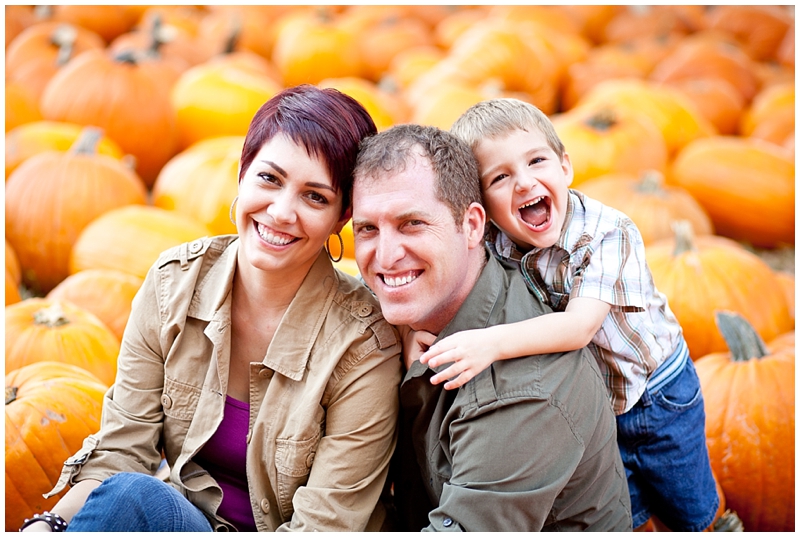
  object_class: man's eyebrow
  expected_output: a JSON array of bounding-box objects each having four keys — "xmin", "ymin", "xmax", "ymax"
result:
[{"xmin": 260, "ymin": 160, "xmax": 336, "ymax": 192}]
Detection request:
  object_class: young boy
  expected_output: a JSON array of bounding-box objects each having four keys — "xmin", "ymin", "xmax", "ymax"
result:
[{"xmin": 411, "ymin": 98, "xmax": 718, "ymax": 531}]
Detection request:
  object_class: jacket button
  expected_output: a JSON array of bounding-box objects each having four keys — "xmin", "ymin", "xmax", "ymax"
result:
[
  {"xmin": 260, "ymin": 498, "xmax": 270, "ymax": 514},
  {"xmin": 442, "ymin": 518, "xmax": 453, "ymax": 528},
  {"xmin": 259, "ymin": 368, "xmax": 272, "ymax": 379},
  {"xmin": 189, "ymin": 239, "xmax": 203, "ymax": 254},
  {"xmin": 160, "ymin": 394, "xmax": 172, "ymax": 409},
  {"xmin": 306, "ymin": 452, "xmax": 314, "ymax": 468},
  {"xmin": 357, "ymin": 304, "xmax": 372, "ymax": 317}
]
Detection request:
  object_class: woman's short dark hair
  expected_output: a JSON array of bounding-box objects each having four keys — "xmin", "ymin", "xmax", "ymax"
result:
[{"xmin": 239, "ymin": 84, "xmax": 377, "ymax": 217}]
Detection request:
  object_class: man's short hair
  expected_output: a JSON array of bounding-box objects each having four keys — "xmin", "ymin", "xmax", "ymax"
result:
[
  {"xmin": 451, "ymin": 98, "xmax": 566, "ymax": 160},
  {"xmin": 354, "ymin": 124, "xmax": 482, "ymax": 226}
]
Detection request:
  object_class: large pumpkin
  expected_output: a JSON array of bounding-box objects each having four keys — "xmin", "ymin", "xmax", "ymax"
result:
[
  {"xmin": 5, "ymin": 127, "xmax": 147, "ymax": 294},
  {"xmin": 69, "ymin": 205, "xmax": 210, "ymax": 280},
  {"xmin": 47, "ymin": 269, "xmax": 144, "ymax": 342},
  {"xmin": 6, "ymin": 362, "xmax": 108, "ymax": 532},
  {"xmin": 552, "ymin": 107, "xmax": 668, "ymax": 186},
  {"xmin": 694, "ymin": 312, "xmax": 794, "ymax": 532},
  {"xmin": 5, "ymin": 299, "xmax": 120, "ymax": 386},
  {"xmin": 645, "ymin": 221, "xmax": 794, "ymax": 359},
  {"xmin": 668, "ymin": 135, "xmax": 794, "ymax": 248},
  {"xmin": 576, "ymin": 170, "xmax": 713, "ymax": 245},
  {"xmin": 152, "ymin": 136, "xmax": 243, "ymax": 236},
  {"xmin": 40, "ymin": 48, "xmax": 181, "ymax": 186}
]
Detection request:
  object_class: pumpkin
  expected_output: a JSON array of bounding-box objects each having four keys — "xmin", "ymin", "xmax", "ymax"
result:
[
  {"xmin": 136, "ymin": 5, "xmax": 208, "ymax": 37},
  {"xmin": 5, "ymin": 22, "xmax": 105, "ymax": 102},
  {"xmin": 774, "ymin": 271, "xmax": 795, "ymax": 324},
  {"xmin": 356, "ymin": 16, "xmax": 434, "ymax": 82},
  {"xmin": 433, "ymin": 8, "xmax": 485, "ymax": 49},
  {"xmin": 5, "ymin": 5, "xmax": 37, "ymax": 46},
  {"xmin": 575, "ymin": 78, "xmax": 716, "ymax": 156},
  {"xmin": 49, "ymin": 4, "xmax": 138, "ymax": 43},
  {"xmin": 645, "ymin": 221, "xmax": 794, "ymax": 359},
  {"xmin": 40, "ymin": 48, "xmax": 181, "ymax": 186},
  {"xmin": 577, "ymin": 170, "xmax": 713, "ymax": 245},
  {"xmin": 488, "ymin": 5, "xmax": 582, "ymax": 35},
  {"xmin": 551, "ymin": 107, "xmax": 668, "ymax": 186},
  {"xmin": 387, "ymin": 45, "xmax": 445, "ymax": 90},
  {"xmin": 648, "ymin": 33, "xmax": 760, "ymax": 103},
  {"xmin": 602, "ymin": 5, "xmax": 693, "ymax": 44},
  {"xmin": 554, "ymin": 5, "xmax": 623, "ymax": 45},
  {"xmin": 318, "ymin": 77, "xmax": 406, "ymax": 131},
  {"xmin": 152, "ymin": 136, "xmax": 244, "ymax": 236},
  {"xmin": 776, "ymin": 20, "xmax": 794, "ymax": 68},
  {"xmin": 199, "ymin": 5, "xmax": 292, "ymax": 60},
  {"xmin": 69, "ymin": 205, "xmax": 210, "ymax": 280},
  {"xmin": 694, "ymin": 312, "xmax": 795, "ymax": 532},
  {"xmin": 5, "ymin": 120, "xmax": 125, "ymax": 179},
  {"xmin": 5, "ymin": 240, "xmax": 22, "ymax": 287},
  {"xmin": 409, "ymin": 81, "xmax": 514, "ymax": 131},
  {"xmin": 5, "ymin": 299, "xmax": 120, "ymax": 385},
  {"xmin": 170, "ymin": 61, "xmax": 281, "ymax": 150},
  {"xmin": 668, "ymin": 135, "xmax": 794, "ymax": 248},
  {"xmin": 272, "ymin": 8, "xmax": 363, "ymax": 86},
  {"xmin": 6, "ymin": 272, "xmax": 22, "ymax": 307},
  {"xmin": 705, "ymin": 5, "xmax": 793, "ymax": 62},
  {"xmin": 5, "ymin": 361, "xmax": 108, "ymax": 532},
  {"xmin": 664, "ymin": 77, "xmax": 745, "ymax": 135},
  {"xmin": 5, "ymin": 82, "xmax": 42, "ymax": 132},
  {"xmin": 47, "ymin": 269, "xmax": 144, "ymax": 342},
  {"xmin": 5, "ymin": 127, "xmax": 148, "ymax": 294},
  {"xmin": 740, "ymin": 81, "xmax": 794, "ymax": 145}
]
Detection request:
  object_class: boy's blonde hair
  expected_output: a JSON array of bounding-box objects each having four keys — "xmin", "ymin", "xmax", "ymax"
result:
[{"xmin": 450, "ymin": 98, "xmax": 565, "ymax": 161}]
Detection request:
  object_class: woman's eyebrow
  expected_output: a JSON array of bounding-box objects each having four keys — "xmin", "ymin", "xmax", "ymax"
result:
[{"xmin": 261, "ymin": 159, "xmax": 287, "ymax": 176}]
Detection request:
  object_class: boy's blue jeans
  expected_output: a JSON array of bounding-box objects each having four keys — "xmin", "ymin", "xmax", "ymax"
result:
[
  {"xmin": 616, "ymin": 357, "xmax": 719, "ymax": 531},
  {"xmin": 67, "ymin": 473, "xmax": 213, "ymax": 532}
]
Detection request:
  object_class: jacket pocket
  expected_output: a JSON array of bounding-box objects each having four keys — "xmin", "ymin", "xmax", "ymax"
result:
[
  {"xmin": 162, "ymin": 377, "xmax": 202, "ymax": 421},
  {"xmin": 274, "ymin": 431, "xmax": 321, "ymax": 518}
]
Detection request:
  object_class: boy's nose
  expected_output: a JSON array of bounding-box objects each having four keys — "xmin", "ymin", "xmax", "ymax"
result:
[{"xmin": 515, "ymin": 173, "xmax": 539, "ymax": 193}]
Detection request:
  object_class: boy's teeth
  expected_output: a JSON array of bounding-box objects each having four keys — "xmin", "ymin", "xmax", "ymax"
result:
[
  {"xmin": 384, "ymin": 273, "xmax": 418, "ymax": 287},
  {"xmin": 257, "ymin": 223, "xmax": 293, "ymax": 245},
  {"xmin": 520, "ymin": 196, "xmax": 545, "ymax": 210}
]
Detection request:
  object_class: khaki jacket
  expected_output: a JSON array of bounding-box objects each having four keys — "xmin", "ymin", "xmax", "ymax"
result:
[{"xmin": 47, "ymin": 235, "xmax": 403, "ymax": 531}]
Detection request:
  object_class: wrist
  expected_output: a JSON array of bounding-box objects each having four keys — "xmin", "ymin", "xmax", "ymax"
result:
[
  {"xmin": 20, "ymin": 520, "xmax": 52, "ymax": 532},
  {"xmin": 19, "ymin": 512, "xmax": 68, "ymax": 532}
]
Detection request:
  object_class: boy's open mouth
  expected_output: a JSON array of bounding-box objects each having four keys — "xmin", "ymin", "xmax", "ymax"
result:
[{"xmin": 518, "ymin": 196, "xmax": 551, "ymax": 229}]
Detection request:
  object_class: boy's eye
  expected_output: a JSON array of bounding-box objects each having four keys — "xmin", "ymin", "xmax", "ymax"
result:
[
  {"xmin": 529, "ymin": 157, "xmax": 545, "ymax": 166},
  {"xmin": 489, "ymin": 173, "xmax": 507, "ymax": 186}
]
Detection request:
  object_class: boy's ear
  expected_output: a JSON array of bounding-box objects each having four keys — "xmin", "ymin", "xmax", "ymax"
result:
[
  {"xmin": 562, "ymin": 152, "xmax": 574, "ymax": 187},
  {"xmin": 463, "ymin": 202, "xmax": 487, "ymax": 249}
]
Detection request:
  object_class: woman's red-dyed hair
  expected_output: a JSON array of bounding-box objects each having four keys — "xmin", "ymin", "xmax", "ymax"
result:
[{"xmin": 239, "ymin": 85, "xmax": 377, "ymax": 217}]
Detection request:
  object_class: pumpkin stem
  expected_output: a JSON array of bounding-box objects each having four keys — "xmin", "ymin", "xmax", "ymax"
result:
[
  {"xmin": 5, "ymin": 386, "xmax": 18, "ymax": 406},
  {"xmin": 70, "ymin": 127, "xmax": 104, "ymax": 155},
  {"xmin": 146, "ymin": 13, "xmax": 166, "ymax": 56},
  {"xmin": 33, "ymin": 303, "xmax": 71, "ymax": 328},
  {"xmin": 711, "ymin": 509, "xmax": 745, "ymax": 532},
  {"xmin": 715, "ymin": 311, "xmax": 769, "ymax": 363},
  {"xmin": 114, "ymin": 49, "xmax": 139, "ymax": 65},
  {"xmin": 51, "ymin": 24, "xmax": 77, "ymax": 66},
  {"xmin": 223, "ymin": 16, "xmax": 242, "ymax": 54},
  {"xmin": 637, "ymin": 170, "xmax": 665, "ymax": 195},
  {"xmin": 585, "ymin": 109, "xmax": 618, "ymax": 131},
  {"xmin": 671, "ymin": 220, "xmax": 697, "ymax": 256}
]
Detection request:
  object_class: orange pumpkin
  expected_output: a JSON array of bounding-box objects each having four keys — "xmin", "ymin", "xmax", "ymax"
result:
[
  {"xmin": 152, "ymin": 136, "xmax": 244, "ymax": 235},
  {"xmin": 5, "ymin": 127, "xmax": 148, "ymax": 293},
  {"xmin": 5, "ymin": 22, "xmax": 105, "ymax": 102},
  {"xmin": 5, "ymin": 82, "xmax": 42, "ymax": 132},
  {"xmin": 645, "ymin": 221, "xmax": 794, "ymax": 359},
  {"xmin": 705, "ymin": 5, "xmax": 793, "ymax": 62},
  {"xmin": 357, "ymin": 16, "xmax": 434, "ymax": 82},
  {"xmin": 5, "ymin": 5, "xmax": 37, "ymax": 46},
  {"xmin": 5, "ymin": 120, "xmax": 125, "ymax": 179},
  {"xmin": 577, "ymin": 170, "xmax": 713, "ymax": 245},
  {"xmin": 198, "ymin": 5, "xmax": 291, "ymax": 60},
  {"xmin": 49, "ymin": 4, "xmax": 138, "ymax": 43},
  {"xmin": 5, "ymin": 361, "xmax": 108, "ymax": 532},
  {"xmin": 387, "ymin": 45, "xmax": 445, "ymax": 90},
  {"xmin": 40, "ymin": 48, "xmax": 181, "ymax": 186},
  {"xmin": 775, "ymin": 271, "xmax": 795, "ymax": 324},
  {"xmin": 740, "ymin": 81, "xmax": 794, "ymax": 145},
  {"xmin": 171, "ymin": 61, "xmax": 282, "ymax": 150},
  {"xmin": 318, "ymin": 77, "xmax": 406, "ymax": 131},
  {"xmin": 433, "ymin": 8, "xmax": 485, "ymax": 49},
  {"xmin": 665, "ymin": 77, "xmax": 745, "ymax": 135},
  {"xmin": 668, "ymin": 135, "xmax": 794, "ymax": 248},
  {"xmin": 5, "ymin": 299, "xmax": 120, "ymax": 385},
  {"xmin": 47, "ymin": 269, "xmax": 144, "ymax": 342},
  {"xmin": 69, "ymin": 205, "xmax": 210, "ymax": 280},
  {"xmin": 5, "ymin": 272, "xmax": 22, "ymax": 307},
  {"xmin": 695, "ymin": 312, "xmax": 795, "ymax": 532},
  {"xmin": 5, "ymin": 240, "xmax": 22, "ymax": 287},
  {"xmin": 552, "ymin": 107, "xmax": 668, "ymax": 186},
  {"xmin": 602, "ymin": 5, "xmax": 693, "ymax": 44}
]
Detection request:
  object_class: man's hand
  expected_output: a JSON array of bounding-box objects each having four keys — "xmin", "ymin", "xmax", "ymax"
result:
[
  {"xmin": 419, "ymin": 328, "xmax": 500, "ymax": 390},
  {"xmin": 401, "ymin": 328, "xmax": 437, "ymax": 371}
]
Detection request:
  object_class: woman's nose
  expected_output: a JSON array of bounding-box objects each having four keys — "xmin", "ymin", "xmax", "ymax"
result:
[{"xmin": 266, "ymin": 192, "xmax": 297, "ymax": 224}]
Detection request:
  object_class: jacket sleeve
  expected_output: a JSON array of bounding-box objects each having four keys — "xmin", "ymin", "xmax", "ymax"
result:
[
  {"xmin": 279, "ymin": 334, "xmax": 403, "ymax": 531},
  {"xmin": 46, "ymin": 262, "xmax": 168, "ymax": 497},
  {"xmin": 423, "ymin": 394, "xmax": 585, "ymax": 532}
]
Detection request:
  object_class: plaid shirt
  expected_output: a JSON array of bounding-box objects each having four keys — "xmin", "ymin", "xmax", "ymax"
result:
[{"xmin": 489, "ymin": 190, "xmax": 683, "ymax": 415}]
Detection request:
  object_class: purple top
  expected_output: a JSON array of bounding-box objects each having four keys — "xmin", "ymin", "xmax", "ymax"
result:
[{"xmin": 193, "ymin": 395, "xmax": 257, "ymax": 532}]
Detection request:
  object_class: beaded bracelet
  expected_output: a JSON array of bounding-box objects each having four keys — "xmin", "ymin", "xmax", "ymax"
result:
[{"xmin": 19, "ymin": 511, "xmax": 68, "ymax": 532}]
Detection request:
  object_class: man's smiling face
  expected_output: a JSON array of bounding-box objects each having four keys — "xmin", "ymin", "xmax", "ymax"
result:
[{"xmin": 352, "ymin": 152, "xmax": 479, "ymax": 334}]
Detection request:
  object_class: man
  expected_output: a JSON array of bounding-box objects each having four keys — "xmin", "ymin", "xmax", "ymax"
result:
[{"xmin": 351, "ymin": 124, "xmax": 632, "ymax": 531}]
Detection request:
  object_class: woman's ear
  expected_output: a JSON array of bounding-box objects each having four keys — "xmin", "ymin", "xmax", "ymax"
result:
[{"xmin": 334, "ymin": 207, "xmax": 353, "ymax": 235}]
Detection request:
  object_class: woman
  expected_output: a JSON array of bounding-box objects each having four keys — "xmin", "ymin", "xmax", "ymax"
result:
[{"xmin": 22, "ymin": 85, "xmax": 402, "ymax": 532}]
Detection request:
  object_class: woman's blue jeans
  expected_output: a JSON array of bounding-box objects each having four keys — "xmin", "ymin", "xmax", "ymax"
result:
[{"xmin": 67, "ymin": 472, "xmax": 213, "ymax": 532}]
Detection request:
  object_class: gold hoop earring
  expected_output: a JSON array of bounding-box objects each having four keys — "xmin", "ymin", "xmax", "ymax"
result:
[
  {"xmin": 325, "ymin": 232, "xmax": 344, "ymax": 263},
  {"xmin": 229, "ymin": 196, "xmax": 239, "ymax": 226}
]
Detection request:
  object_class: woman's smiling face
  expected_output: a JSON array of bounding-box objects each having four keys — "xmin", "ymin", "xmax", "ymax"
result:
[{"xmin": 236, "ymin": 133, "xmax": 346, "ymax": 276}]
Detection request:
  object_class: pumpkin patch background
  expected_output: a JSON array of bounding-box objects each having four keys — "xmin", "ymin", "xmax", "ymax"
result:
[{"xmin": 4, "ymin": 4, "xmax": 795, "ymax": 532}]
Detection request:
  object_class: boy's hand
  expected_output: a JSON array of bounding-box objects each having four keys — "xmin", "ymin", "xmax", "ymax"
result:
[
  {"xmin": 420, "ymin": 328, "xmax": 499, "ymax": 390},
  {"xmin": 401, "ymin": 328, "xmax": 437, "ymax": 370}
]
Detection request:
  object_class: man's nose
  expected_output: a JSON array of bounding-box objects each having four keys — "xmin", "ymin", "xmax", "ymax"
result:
[{"xmin": 375, "ymin": 228, "xmax": 405, "ymax": 268}]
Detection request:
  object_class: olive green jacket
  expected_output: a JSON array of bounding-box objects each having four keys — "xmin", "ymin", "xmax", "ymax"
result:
[
  {"xmin": 392, "ymin": 253, "xmax": 632, "ymax": 532},
  {"xmin": 47, "ymin": 235, "xmax": 403, "ymax": 531}
]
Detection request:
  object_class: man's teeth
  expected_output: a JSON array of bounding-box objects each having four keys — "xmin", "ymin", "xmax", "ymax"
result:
[
  {"xmin": 384, "ymin": 273, "xmax": 417, "ymax": 287},
  {"xmin": 258, "ymin": 223, "xmax": 294, "ymax": 245},
  {"xmin": 519, "ymin": 196, "xmax": 545, "ymax": 210}
]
